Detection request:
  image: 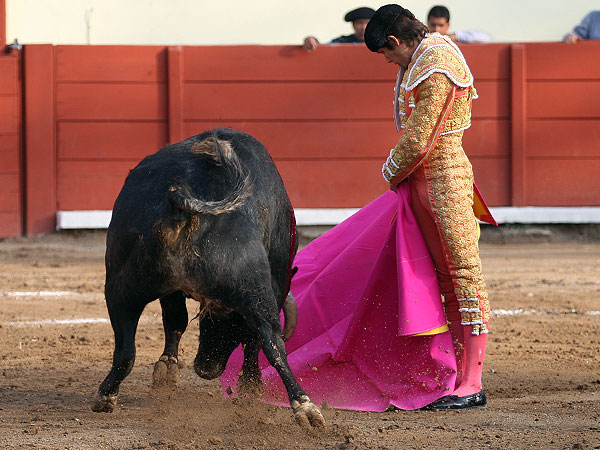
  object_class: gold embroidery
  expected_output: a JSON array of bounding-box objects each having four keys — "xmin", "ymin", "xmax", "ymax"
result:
[
  {"xmin": 384, "ymin": 73, "xmax": 456, "ymax": 184},
  {"xmin": 393, "ymin": 35, "xmax": 476, "ymax": 137},
  {"xmin": 406, "ymin": 35, "xmax": 473, "ymax": 90},
  {"xmin": 384, "ymin": 34, "xmax": 490, "ymax": 332}
]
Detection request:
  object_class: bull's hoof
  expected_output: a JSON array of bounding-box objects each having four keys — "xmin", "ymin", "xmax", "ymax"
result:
[
  {"xmin": 237, "ymin": 374, "xmax": 264, "ymax": 398},
  {"xmin": 92, "ymin": 394, "xmax": 117, "ymax": 413},
  {"xmin": 152, "ymin": 355, "xmax": 179, "ymax": 388},
  {"xmin": 291, "ymin": 395, "xmax": 326, "ymax": 429}
]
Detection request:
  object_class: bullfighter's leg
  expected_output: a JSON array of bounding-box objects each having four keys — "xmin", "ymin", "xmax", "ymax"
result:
[
  {"xmin": 152, "ymin": 291, "xmax": 188, "ymax": 388},
  {"xmin": 92, "ymin": 296, "xmax": 145, "ymax": 412},
  {"xmin": 237, "ymin": 336, "xmax": 263, "ymax": 397},
  {"xmin": 236, "ymin": 287, "xmax": 325, "ymax": 428},
  {"xmin": 410, "ymin": 166, "xmax": 488, "ymax": 404}
]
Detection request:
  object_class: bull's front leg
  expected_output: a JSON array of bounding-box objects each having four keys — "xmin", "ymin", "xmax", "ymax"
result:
[
  {"xmin": 237, "ymin": 337, "xmax": 264, "ymax": 397},
  {"xmin": 256, "ymin": 322, "xmax": 325, "ymax": 428}
]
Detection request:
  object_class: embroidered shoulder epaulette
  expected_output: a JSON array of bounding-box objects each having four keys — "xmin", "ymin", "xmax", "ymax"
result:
[{"xmin": 405, "ymin": 34, "xmax": 473, "ymax": 91}]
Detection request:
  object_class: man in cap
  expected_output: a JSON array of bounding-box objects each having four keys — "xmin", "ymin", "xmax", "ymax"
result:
[
  {"xmin": 364, "ymin": 4, "xmax": 495, "ymax": 410},
  {"xmin": 303, "ymin": 7, "xmax": 375, "ymax": 52}
]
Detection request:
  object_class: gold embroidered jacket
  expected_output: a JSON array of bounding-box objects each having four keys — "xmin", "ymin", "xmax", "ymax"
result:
[{"xmin": 382, "ymin": 34, "xmax": 478, "ymax": 186}]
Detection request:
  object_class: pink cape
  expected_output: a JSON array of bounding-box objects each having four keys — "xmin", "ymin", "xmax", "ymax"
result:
[{"xmin": 220, "ymin": 183, "xmax": 457, "ymax": 411}]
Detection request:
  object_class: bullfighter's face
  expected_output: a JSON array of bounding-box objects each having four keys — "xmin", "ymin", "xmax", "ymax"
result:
[{"xmin": 377, "ymin": 36, "xmax": 415, "ymax": 69}]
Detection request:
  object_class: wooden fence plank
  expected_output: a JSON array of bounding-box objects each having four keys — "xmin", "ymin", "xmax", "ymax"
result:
[
  {"xmin": 0, "ymin": 139, "xmax": 19, "ymax": 172},
  {"xmin": 511, "ymin": 44, "xmax": 527, "ymax": 206},
  {"xmin": 0, "ymin": 56, "xmax": 17, "ymax": 94},
  {"xmin": 472, "ymin": 80, "xmax": 510, "ymax": 118},
  {"xmin": 56, "ymin": 46, "xmax": 167, "ymax": 82},
  {"xmin": 57, "ymin": 84, "xmax": 167, "ymax": 121},
  {"xmin": 469, "ymin": 157, "xmax": 511, "ymax": 206},
  {"xmin": 0, "ymin": 96, "xmax": 18, "ymax": 133},
  {"xmin": 58, "ymin": 122, "xmax": 168, "ymax": 160},
  {"xmin": 528, "ymin": 81, "xmax": 600, "ymax": 118},
  {"xmin": 168, "ymin": 46, "xmax": 183, "ymax": 144},
  {"xmin": 0, "ymin": 174, "xmax": 19, "ymax": 210},
  {"xmin": 527, "ymin": 120, "xmax": 600, "ymax": 157},
  {"xmin": 463, "ymin": 119, "xmax": 511, "ymax": 157},
  {"xmin": 24, "ymin": 44, "xmax": 56, "ymax": 235},
  {"xmin": 183, "ymin": 45, "xmax": 396, "ymax": 82},
  {"xmin": 0, "ymin": 0, "xmax": 5, "ymax": 49},
  {"xmin": 57, "ymin": 161, "xmax": 133, "ymax": 210},
  {"xmin": 526, "ymin": 160, "xmax": 600, "ymax": 206},
  {"xmin": 526, "ymin": 41, "xmax": 600, "ymax": 80},
  {"xmin": 275, "ymin": 159, "xmax": 387, "ymax": 208},
  {"xmin": 183, "ymin": 82, "xmax": 392, "ymax": 120},
  {"xmin": 461, "ymin": 43, "xmax": 511, "ymax": 80},
  {"xmin": 0, "ymin": 52, "xmax": 21, "ymax": 237},
  {"xmin": 0, "ymin": 213, "xmax": 21, "ymax": 236}
]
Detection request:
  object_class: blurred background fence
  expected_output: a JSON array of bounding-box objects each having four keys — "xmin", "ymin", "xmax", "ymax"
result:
[{"xmin": 1, "ymin": 41, "xmax": 599, "ymax": 237}]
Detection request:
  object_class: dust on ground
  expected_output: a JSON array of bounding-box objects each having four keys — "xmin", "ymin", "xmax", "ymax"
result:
[{"xmin": 0, "ymin": 228, "xmax": 599, "ymax": 449}]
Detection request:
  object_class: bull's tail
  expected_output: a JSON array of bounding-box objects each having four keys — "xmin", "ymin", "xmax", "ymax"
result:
[{"xmin": 168, "ymin": 136, "xmax": 252, "ymax": 215}]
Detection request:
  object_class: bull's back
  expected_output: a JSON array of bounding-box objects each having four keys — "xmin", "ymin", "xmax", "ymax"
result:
[{"xmin": 106, "ymin": 129, "xmax": 291, "ymax": 276}]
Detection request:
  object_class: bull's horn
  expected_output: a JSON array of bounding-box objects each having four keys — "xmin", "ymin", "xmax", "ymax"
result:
[{"xmin": 282, "ymin": 292, "xmax": 298, "ymax": 341}]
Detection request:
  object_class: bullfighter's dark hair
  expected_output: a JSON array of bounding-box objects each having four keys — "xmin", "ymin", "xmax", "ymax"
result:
[
  {"xmin": 364, "ymin": 4, "xmax": 428, "ymax": 52},
  {"xmin": 428, "ymin": 5, "xmax": 450, "ymax": 22}
]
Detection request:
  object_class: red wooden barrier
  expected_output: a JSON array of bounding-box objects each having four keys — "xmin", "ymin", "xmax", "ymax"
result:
[
  {"xmin": 523, "ymin": 41, "xmax": 600, "ymax": 206},
  {"xmin": 4, "ymin": 41, "xmax": 600, "ymax": 237},
  {"xmin": 51, "ymin": 46, "xmax": 168, "ymax": 212},
  {"xmin": 24, "ymin": 45, "xmax": 56, "ymax": 235},
  {"xmin": 0, "ymin": 52, "xmax": 22, "ymax": 237},
  {"xmin": 511, "ymin": 44, "xmax": 527, "ymax": 206},
  {"xmin": 0, "ymin": 0, "xmax": 5, "ymax": 50}
]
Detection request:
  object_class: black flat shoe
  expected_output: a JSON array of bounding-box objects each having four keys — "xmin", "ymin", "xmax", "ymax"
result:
[{"xmin": 421, "ymin": 390, "xmax": 487, "ymax": 410}]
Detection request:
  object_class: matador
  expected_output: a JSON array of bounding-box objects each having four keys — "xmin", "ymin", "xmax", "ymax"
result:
[{"xmin": 365, "ymin": 4, "xmax": 496, "ymax": 410}]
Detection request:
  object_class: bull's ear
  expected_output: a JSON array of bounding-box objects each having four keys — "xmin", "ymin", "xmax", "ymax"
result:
[{"xmin": 291, "ymin": 266, "xmax": 298, "ymax": 277}]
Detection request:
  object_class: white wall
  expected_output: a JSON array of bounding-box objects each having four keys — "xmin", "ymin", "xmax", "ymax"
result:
[{"xmin": 6, "ymin": 0, "xmax": 599, "ymax": 46}]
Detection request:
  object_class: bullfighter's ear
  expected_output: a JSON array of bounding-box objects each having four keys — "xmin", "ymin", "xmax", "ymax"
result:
[{"xmin": 291, "ymin": 266, "xmax": 298, "ymax": 277}]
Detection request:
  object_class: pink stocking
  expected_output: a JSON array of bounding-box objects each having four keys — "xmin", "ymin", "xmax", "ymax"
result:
[
  {"xmin": 451, "ymin": 329, "xmax": 487, "ymax": 397},
  {"xmin": 443, "ymin": 295, "xmax": 465, "ymax": 388}
]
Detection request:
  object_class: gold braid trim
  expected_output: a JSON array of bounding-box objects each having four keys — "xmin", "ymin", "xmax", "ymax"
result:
[
  {"xmin": 458, "ymin": 295, "xmax": 490, "ymax": 335},
  {"xmin": 405, "ymin": 34, "xmax": 473, "ymax": 91},
  {"xmin": 383, "ymin": 74, "xmax": 455, "ymax": 185}
]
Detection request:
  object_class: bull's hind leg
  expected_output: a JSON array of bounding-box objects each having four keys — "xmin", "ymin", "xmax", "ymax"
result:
[
  {"xmin": 152, "ymin": 291, "xmax": 188, "ymax": 389},
  {"xmin": 92, "ymin": 296, "xmax": 145, "ymax": 412}
]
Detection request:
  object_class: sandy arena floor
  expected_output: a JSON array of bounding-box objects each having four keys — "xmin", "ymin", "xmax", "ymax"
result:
[{"xmin": 0, "ymin": 229, "xmax": 599, "ymax": 449}]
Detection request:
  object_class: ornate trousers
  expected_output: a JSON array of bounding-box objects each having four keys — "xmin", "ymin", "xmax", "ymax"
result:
[{"xmin": 407, "ymin": 142, "xmax": 490, "ymax": 335}]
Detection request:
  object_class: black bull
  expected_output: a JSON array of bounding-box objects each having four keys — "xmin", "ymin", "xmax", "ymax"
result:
[{"xmin": 92, "ymin": 128, "xmax": 324, "ymax": 427}]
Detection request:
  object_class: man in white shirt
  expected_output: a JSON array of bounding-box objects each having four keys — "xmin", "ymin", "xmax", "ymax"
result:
[{"xmin": 427, "ymin": 5, "xmax": 491, "ymax": 43}]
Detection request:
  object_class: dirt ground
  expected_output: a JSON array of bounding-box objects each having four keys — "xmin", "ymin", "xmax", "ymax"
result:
[{"xmin": 1, "ymin": 228, "xmax": 599, "ymax": 450}]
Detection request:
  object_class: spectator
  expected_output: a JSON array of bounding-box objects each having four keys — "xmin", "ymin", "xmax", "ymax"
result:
[
  {"xmin": 427, "ymin": 5, "xmax": 491, "ymax": 43},
  {"xmin": 564, "ymin": 10, "xmax": 600, "ymax": 43},
  {"xmin": 302, "ymin": 7, "xmax": 375, "ymax": 52}
]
